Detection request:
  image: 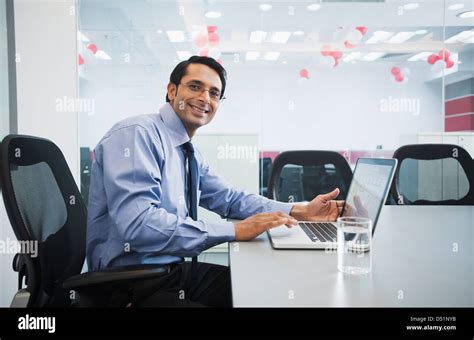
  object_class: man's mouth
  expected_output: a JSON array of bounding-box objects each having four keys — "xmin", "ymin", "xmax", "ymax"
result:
[{"xmin": 188, "ymin": 103, "xmax": 210, "ymax": 115}]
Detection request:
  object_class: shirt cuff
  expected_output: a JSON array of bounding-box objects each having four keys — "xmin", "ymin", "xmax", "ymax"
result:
[
  {"xmin": 267, "ymin": 201, "xmax": 294, "ymax": 215},
  {"xmin": 203, "ymin": 220, "xmax": 236, "ymax": 249}
]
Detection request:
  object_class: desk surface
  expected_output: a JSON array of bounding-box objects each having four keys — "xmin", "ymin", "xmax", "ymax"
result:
[{"xmin": 229, "ymin": 206, "xmax": 473, "ymax": 307}]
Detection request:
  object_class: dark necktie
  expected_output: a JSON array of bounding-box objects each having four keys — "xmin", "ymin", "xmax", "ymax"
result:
[
  {"xmin": 182, "ymin": 141, "xmax": 199, "ymax": 276},
  {"xmin": 182, "ymin": 141, "xmax": 198, "ymax": 220}
]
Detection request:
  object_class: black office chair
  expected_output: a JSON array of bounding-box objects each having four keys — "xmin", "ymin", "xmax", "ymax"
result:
[
  {"xmin": 259, "ymin": 157, "xmax": 273, "ymax": 197},
  {"xmin": 267, "ymin": 151, "xmax": 352, "ymax": 202},
  {"xmin": 389, "ymin": 144, "xmax": 474, "ymax": 205},
  {"xmin": 0, "ymin": 134, "xmax": 171, "ymax": 307}
]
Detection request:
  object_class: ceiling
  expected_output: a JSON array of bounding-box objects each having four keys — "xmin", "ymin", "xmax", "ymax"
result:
[{"xmin": 77, "ymin": 0, "xmax": 474, "ymax": 68}]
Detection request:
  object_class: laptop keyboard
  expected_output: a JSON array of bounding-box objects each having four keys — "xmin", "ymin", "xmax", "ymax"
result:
[{"xmin": 299, "ymin": 222, "xmax": 337, "ymax": 243}]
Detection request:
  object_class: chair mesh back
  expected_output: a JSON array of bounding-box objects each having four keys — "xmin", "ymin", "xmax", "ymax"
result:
[
  {"xmin": 276, "ymin": 163, "xmax": 349, "ymax": 202},
  {"xmin": 1, "ymin": 135, "xmax": 86, "ymax": 306},
  {"xmin": 11, "ymin": 162, "xmax": 67, "ymax": 242},
  {"xmin": 268, "ymin": 151, "xmax": 352, "ymax": 202},
  {"xmin": 398, "ymin": 158, "xmax": 470, "ymax": 203},
  {"xmin": 392, "ymin": 144, "xmax": 474, "ymax": 205}
]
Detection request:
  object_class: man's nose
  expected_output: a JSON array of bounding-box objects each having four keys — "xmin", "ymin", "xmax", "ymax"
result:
[{"xmin": 198, "ymin": 89, "xmax": 211, "ymax": 103}]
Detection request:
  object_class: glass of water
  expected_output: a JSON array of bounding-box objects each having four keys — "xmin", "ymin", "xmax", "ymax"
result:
[{"xmin": 337, "ymin": 216, "xmax": 372, "ymax": 275}]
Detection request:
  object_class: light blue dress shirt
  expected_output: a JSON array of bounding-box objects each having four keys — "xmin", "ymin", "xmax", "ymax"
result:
[{"xmin": 86, "ymin": 103, "xmax": 293, "ymax": 270}]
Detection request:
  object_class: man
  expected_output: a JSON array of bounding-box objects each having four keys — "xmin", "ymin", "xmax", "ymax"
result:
[{"xmin": 87, "ymin": 56, "xmax": 343, "ymax": 307}]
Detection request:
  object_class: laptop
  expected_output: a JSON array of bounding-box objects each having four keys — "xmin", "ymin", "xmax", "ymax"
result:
[{"xmin": 267, "ymin": 158, "xmax": 398, "ymax": 249}]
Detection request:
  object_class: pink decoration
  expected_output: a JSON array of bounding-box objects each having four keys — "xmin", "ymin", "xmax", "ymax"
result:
[
  {"xmin": 395, "ymin": 73, "xmax": 404, "ymax": 82},
  {"xmin": 391, "ymin": 67, "xmax": 401, "ymax": 76},
  {"xmin": 438, "ymin": 49, "xmax": 450, "ymax": 60},
  {"xmin": 330, "ymin": 50, "xmax": 343, "ymax": 59},
  {"xmin": 321, "ymin": 46, "xmax": 342, "ymax": 68},
  {"xmin": 78, "ymin": 54, "xmax": 84, "ymax": 65},
  {"xmin": 208, "ymin": 32, "xmax": 220, "ymax": 46},
  {"xmin": 427, "ymin": 54, "xmax": 440, "ymax": 65},
  {"xmin": 356, "ymin": 26, "xmax": 368, "ymax": 36},
  {"xmin": 299, "ymin": 69, "xmax": 310, "ymax": 79},
  {"xmin": 207, "ymin": 26, "xmax": 218, "ymax": 33},
  {"xmin": 86, "ymin": 43, "xmax": 98, "ymax": 54}
]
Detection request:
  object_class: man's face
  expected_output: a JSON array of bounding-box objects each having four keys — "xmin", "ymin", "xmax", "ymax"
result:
[{"xmin": 167, "ymin": 63, "xmax": 222, "ymax": 136}]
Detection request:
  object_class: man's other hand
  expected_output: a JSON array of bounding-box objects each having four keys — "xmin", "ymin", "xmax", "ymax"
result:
[
  {"xmin": 234, "ymin": 212, "xmax": 297, "ymax": 241},
  {"xmin": 290, "ymin": 188, "xmax": 344, "ymax": 222}
]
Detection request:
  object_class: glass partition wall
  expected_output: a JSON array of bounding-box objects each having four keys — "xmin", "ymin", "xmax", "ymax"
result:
[
  {"xmin": 0, "ymin": 0, "xmax": 9, "ymax": 139},
  {"xmin": 77, "ymin": 0, "xmax": 474, "ymax": 207}
]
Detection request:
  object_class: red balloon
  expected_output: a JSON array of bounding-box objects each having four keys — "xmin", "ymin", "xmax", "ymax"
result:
[
  {"xmin": 391, "ymin": 66, "xmax": 401, "ymax": 75},
  {"xmin": 207, "ymin": 26, "xmax": 218, "ymax": 33},
  {"xmin": 208, "ymin": 32, "xmax": 220, "ymax": 46},
  {"xmin": 299, "ymin": 68, "xmax": 309, "ymax": 79},
  {"xmin": 438, "ymin": 49, "xmax": 450, "ymax": 61},
  {"xmin": 87, "ymin": 43, "xmax": 98, "ymax": 54},
  {"xmin": 330, "ymin": 50, "xmax": 343, "ymax": 59},
  {"xmin": 427, "ymin": 54, "xmax": 440, "ymax": 65},
  {"xmin": 395, "ymin": 73, "xmax": 404, "ymax": 82},
  {"xmin": 78, "ymin": 54, "xmax": 84, "ymax": 65},
  {"xmin": 446, "ymin": 59, "xmax": 455, "ymax": 69},
  {"xmin": 356, "ymin": 26, "xmax": 368, "ymax": 36}
]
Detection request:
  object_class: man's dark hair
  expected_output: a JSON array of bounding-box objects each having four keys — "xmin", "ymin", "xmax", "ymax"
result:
[{"xmin": 166, "ymin": 56, "xmax": 227, "ymax": 102}]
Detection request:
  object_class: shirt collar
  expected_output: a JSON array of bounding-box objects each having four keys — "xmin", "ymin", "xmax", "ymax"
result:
[{"xmin": 159, "ymin": 103, "xmax": 191, "ymax": 148}]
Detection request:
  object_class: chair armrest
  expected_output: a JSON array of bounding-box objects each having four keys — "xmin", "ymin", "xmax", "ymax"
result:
[{"xmin": 63, "ymin": 264, "xmax": 172, "ymax": 290}]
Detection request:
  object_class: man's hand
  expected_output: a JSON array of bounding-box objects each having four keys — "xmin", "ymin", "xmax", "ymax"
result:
[
  {"xmin": 234, "ymin": 212, "xmax": 297, "ymax": 241},
  {"xmin": 290, "ymin": 188, "xmax": 344, "ymax": 222}
]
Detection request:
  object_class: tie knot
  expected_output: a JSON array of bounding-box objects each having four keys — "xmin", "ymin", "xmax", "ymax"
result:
[{"xmin": 182, "ymin": 141, "xmax": 195, "ymax": 154}]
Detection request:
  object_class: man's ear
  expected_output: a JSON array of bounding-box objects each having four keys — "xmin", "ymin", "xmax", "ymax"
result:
[{"xmin": 167, "ymin": 83, "xmax": 177, "ymax": 102}]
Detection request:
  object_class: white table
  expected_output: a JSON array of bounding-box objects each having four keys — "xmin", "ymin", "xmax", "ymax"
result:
[{"xmin": 229, "ymin": 206, "xmax": 474, "ymax": 307}]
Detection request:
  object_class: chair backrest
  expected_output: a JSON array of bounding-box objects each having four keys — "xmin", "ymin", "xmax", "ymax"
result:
[
  {"xmin": 0, "ymin": 134, "xmax": 86, "ymax": 307},
  {"xmin": 267, "ymin": 151, "xmax": 352, "ymax": 202},
  {"xmin": 259, "ymin": 157, "xmax": 273, "ymax": 196},
  {"xmin": 390, "ymin": 144, "xmax": 474, "ymax": 205}
]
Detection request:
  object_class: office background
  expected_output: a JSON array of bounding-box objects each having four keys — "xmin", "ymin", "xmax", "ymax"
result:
[{"xmin": 0, "ymin": 0, "xmax": 473, "ymax": 307}]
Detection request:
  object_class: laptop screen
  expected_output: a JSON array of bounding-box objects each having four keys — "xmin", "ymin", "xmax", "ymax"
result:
[{"xmin": 341, "ymin": 158, "xmax": 397, "ymax": 232}]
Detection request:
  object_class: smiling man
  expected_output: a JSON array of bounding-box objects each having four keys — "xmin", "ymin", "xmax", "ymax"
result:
[{"xmin": 86, "ymin": 56, "xmax": 343, "ymax": 307}]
